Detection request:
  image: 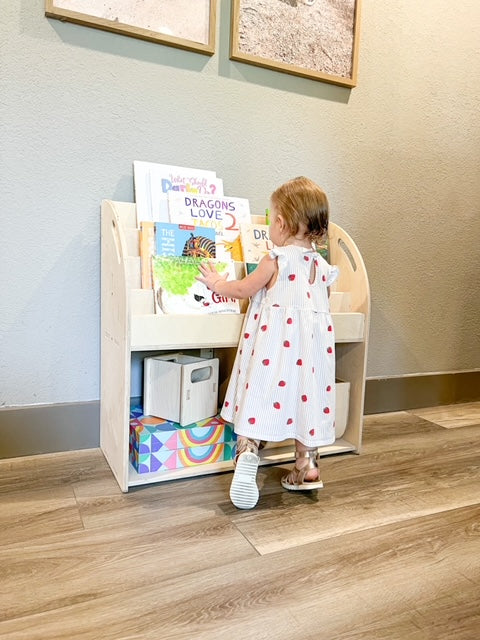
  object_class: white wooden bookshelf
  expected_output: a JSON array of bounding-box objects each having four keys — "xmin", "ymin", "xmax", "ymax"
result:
[{"xmin": 101, "ymin": 200, "xmax": 370, "ymax": 492}]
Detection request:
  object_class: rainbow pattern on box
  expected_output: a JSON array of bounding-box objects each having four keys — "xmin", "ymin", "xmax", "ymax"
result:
[{"xmin": 129, "ymin": 407, "xmax": 237, "ymax": 474}]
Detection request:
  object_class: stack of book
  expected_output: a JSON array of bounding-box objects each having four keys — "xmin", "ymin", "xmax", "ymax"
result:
[{"xmin": 133, "ymin": 161, "xmax": 270, "ymax": 315}]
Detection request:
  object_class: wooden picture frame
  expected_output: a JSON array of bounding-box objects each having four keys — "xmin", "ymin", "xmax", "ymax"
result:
[
  {"xmin": 230, "ymin": 0, "xmax": 361, "ymax": 87},
  {"xmin": 45, "ymin": 0, "xmax": 217, "ymax": 56}
]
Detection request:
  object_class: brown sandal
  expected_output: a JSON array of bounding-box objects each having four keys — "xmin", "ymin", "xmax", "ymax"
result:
[{"xmin": 281, "ymin": 449, "xmax": 324, "ymax": 491}]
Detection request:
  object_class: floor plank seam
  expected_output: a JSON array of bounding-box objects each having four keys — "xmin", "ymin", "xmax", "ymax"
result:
[
  {"xmin": 231, "ymin": 522, "xmax": 263, "ymax": 556},
  {"xmin": 248, "ymin": 501, "xmax": 480, "ymax": 557}
]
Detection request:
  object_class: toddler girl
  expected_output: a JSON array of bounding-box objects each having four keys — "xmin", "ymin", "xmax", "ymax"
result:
[{"xmin": 196, "ymin": 176, "xmax": 338, "ymax": 509}]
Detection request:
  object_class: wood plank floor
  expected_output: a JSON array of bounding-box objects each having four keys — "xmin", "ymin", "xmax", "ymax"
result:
[{"xmin": 0, "ymin": 404, "xmax": 479, "ymax": 639}]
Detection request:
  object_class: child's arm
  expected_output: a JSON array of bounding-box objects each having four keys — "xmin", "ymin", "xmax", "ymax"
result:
[{"xmin": 196, "ymin": 255, "xmax": 277, "ymax": 300}]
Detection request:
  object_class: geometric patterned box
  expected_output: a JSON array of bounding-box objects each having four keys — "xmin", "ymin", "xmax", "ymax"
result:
[{"xmin": 129, "ymin": 407, "xmax": 237, "ymax": 474}]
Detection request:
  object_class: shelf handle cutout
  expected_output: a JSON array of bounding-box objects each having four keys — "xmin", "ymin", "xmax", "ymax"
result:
[{"xmin": 338, "ymin": 238, "xmax": 357, "ymax": 272}]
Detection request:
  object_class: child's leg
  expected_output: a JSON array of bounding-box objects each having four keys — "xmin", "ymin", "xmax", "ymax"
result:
[{"xmin": 281, "ymin": 439, "xmax": 323, "ymax": 491}]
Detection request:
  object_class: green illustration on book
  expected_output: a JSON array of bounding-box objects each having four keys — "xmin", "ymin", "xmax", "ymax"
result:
[
  {"xmin": 317, "ymin": 238, "xmax": 329, "ymax": 262},
  {"xmin": 152, "ymin": 256, "xmax": 240, "ymax": 315}
]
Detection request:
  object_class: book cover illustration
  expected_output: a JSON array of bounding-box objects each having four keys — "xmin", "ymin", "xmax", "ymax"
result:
[
  {"xmin": 240, "ymin": 222, "xmax": 273, "ymax": 274},
  {"xmin": 154, "ymin": 222, "xmax": 216, "ymax": 259},
  {"xmin": 317, "ymin": 238, "xmax": 329, "ymax": 262},
  {"xmin": 152, "ymin": 256, "xmax": 239, "ymax": 315},
  {"xmin": 168, "ymin": 192, "xmax": 251, "ymax": 262},
  {"xmin": 133, "ymin": 161, "xmax": 223, "ymax": 225}
]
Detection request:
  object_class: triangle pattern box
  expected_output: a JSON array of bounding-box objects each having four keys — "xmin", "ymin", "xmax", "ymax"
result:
[{"xmin": 129, "ymin": 408, "xmax": 237, "ymax": 474}]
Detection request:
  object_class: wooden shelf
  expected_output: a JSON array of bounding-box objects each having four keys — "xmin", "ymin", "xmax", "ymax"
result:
[
  {"xmin": 101, "ymin": 200, "xmax": 370, "ymax": 492},
  {"xmin": 130, "ymin": 313, "xmax": 246, "ymax": 350},
  {"xmin": 127, "ymin": 440, "xmax": 358, "ymax": 488},
  {"xmin": 129, "ymin": 311, "xmax": 365, "ymax": 351}
]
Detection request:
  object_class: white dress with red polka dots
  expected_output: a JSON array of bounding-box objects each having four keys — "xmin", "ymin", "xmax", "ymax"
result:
[{"xmin": 221, "ymin": 245, "xmax": 339, "ymax": 447}]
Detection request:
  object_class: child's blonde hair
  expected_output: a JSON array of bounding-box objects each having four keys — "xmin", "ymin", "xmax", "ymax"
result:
[{"xmin": 271, "ymin": 176, "xmax": 329, "ymax": 246}]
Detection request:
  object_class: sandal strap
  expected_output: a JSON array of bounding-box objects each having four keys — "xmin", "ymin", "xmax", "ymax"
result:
[
  {"xmin": 295, "ymin": 448, "xmax": 318, "ymax": 461},
  {"xmin": 284, "ymin": 449, "xmax": 319, "ymax": 485},
  {"xmin": 234, "ymin": 437, "xmax": 260, "ymax": 464},
  {"xmin": 284, "ymin": 464, "xmax": 319, "ymax": 486}
]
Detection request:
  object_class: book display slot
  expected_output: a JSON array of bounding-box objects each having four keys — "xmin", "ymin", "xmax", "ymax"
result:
[{"xmin": 101, "ymin": 200, "xmax": 370, "ymax": 492}]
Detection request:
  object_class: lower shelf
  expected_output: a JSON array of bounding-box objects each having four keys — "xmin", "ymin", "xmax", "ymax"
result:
[{"xmin": 127, "ymin": 438, "xmax": 358, "ymax": 488}]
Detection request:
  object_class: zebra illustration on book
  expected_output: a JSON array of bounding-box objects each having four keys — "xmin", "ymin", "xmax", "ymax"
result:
[{"xmin": 182, "ymin": 233, "xmax": 216, "ymax": 259}]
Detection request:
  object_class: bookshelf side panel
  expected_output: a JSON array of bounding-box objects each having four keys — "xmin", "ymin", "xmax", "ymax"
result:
[{"xmin": 100, "ymin": 200, "xmax": 131, "ymax": 491}]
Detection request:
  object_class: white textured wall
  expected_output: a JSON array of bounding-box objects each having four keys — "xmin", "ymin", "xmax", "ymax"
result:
[{"xmin": 1, "ymin": 1, "xmax": 479, "ymax": 407}]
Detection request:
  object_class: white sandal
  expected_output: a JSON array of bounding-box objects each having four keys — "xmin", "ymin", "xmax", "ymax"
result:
[
  {"xmin": 281, "ymin": 449, "xmax": 324, "ymax": 491},
  {"xmin": 230, "ymin": 438, "xmax": 260, "ymax": 509}
]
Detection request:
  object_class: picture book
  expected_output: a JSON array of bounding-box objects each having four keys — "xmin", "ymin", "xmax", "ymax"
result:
[
  {"xmin": 133, "ymin": 161, "xmax": 223, "ymax": 225},
  {"xmin": 239, "ymin": 222, "xmax": 273, "ymax": 274},
  {"xmin": 139, "ymin": 221, "xmax": 155, "ymax": 289},
  {"xmin": 152, "ymin": 256, "xmax": 240, "ymax": 315},
  {"xmin": 317, "ymin": 238, "xmax": 329, "ymax": 262},
  {"xmin": 154, "ymin": 222, "xmax": 216, "ymax": 259},
  {"xmin": 167, "ymin": 192, "xmax": 251, "ymax": 262}
]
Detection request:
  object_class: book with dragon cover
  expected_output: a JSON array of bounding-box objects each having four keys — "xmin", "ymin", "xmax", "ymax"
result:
[
  {"xmin": 239, "ymin": 222, "xmax": 273, "ymax": 274},
  {"xmin": 167, "ymin": 191, "xmax": 250, "ymax": 262}
]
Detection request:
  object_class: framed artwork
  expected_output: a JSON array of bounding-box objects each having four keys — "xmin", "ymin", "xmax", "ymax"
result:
[
  {"xmin": 230, "ymin": 0, "xmax": 361, "ymax": 87},
  {"xmin": 45, "ymin": 0, "xmax": 217, "ymax": 55}
]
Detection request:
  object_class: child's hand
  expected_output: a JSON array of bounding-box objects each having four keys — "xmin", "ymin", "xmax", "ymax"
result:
[{"xmin": 196, "ymin": 261, "xmax": 228, "ymax": 291}]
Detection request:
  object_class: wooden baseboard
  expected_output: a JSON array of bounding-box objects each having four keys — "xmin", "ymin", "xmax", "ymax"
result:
[
  {"xmin": 364, "ymin": 370, "xmax": 480, "ymax": 414},
  {"xmin": 1, "ymin": 370, "xmax": 479, "ymax": 458},
  {"xmin": 0, "ymin": 401, "xmax": 99, "ymax": 459}
]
